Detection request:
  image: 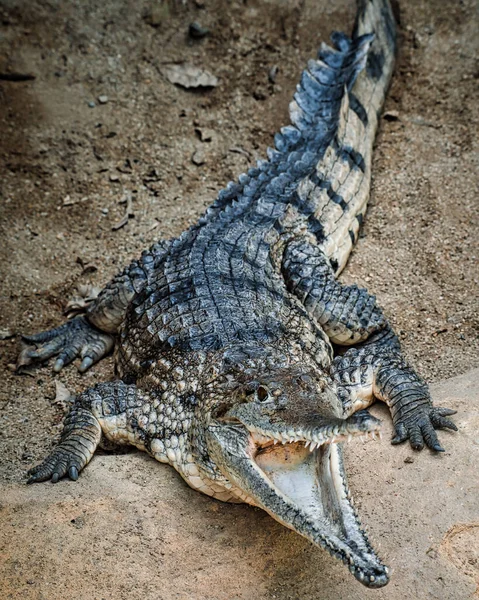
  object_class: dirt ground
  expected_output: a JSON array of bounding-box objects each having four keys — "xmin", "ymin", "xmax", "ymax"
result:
[{"xmin": 0, "ymin": 0, "xmax": 478, "ymax": 598}]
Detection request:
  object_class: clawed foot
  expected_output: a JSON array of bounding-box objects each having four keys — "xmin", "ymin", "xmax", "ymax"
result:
[
  {"xmin": 28, "ymin": 405, "xmax": 101, "ymax": 483},
  {"xmin": 392, "ymin": 406, "xmax": 457, "ymax": 452},
  {"xmin": 17, "ymin": 316, "xmax": 114, "ymax": 373},
  {"xmin": 27, "ymin": 445, "xmax": 83, "ymax": 483}
]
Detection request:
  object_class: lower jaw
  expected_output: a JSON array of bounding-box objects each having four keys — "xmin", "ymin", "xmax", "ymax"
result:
[
  {"xmin": 206, "ymin": 424, "xmax": 388, "ymax": 586},
  {"xmin": 253, "ymin": 440, "xmax": 389, "ymax": 587}
]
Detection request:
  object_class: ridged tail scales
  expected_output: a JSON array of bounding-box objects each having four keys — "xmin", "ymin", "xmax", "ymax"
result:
[
  {"xmin": 290, "ymin": 0, "xmax": 397, "ymax": 274},
  {"xmin": 199, "ymin": 0, "xmax": 396, "ymax": 275}
]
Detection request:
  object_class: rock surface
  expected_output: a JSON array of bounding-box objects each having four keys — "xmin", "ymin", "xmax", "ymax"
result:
[{"xmin": 1, "ymin": 369, "xmax": 478, "ymax": 600}]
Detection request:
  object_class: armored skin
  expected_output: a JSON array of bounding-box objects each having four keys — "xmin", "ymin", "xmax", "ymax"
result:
[{"xmin": 19, "ymin": 0, "xmax": 457, "ymax": 588}]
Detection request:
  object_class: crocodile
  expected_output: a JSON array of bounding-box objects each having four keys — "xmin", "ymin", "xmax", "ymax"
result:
[{"xmin": 18, "ymin": 0, "xmax": 457, "ymax": 589}]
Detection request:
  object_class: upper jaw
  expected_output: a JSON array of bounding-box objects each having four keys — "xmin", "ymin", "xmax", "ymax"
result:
[
  {"xmin": 247, "ymin": 409, "xmax": 383, "ymax": 450},
  {"xmin": 208, "ymin": 415, "xmax": 389, "ymax": 588}
]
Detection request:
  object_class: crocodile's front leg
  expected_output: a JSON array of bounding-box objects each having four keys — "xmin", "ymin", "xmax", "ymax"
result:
[
  {"xmin": 332, "ymin": 335, "xmax": 457, "ymax": 451},
  {"xmin": 27, "ymin": 381, "xmax": 161, "ymax": 483},
  {"xmin": 18, "ymin": 240, "xmax": 170, "ymax": 372},
  {"xmin": 282, "ymin": 237, "xmax": 457, "ymax": 451}
]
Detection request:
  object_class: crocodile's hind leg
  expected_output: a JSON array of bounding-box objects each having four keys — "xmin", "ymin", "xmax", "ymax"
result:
[
  {"xmin": 27, "ymin": 381, "xmax": 157, "ymax": 483},
  {"xmin": 282, "ymin": 237, "xmax": 457, "ymax": 451},
  {"xmin": 18, "ymin": 240, "xmax": 171, "ymax": 373},
  {"xmin": 282, "ymin": 238, "xmax": 387, "ymax": 345}
]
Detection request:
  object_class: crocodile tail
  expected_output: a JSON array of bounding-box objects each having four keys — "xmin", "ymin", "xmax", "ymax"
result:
[
  {"xmin": 196, "ymin": 0, "xmax": 396, "ymax": 276},
  {"xmin": 311, "ymin": 0, "xmax": 397, "ymax": 273}
]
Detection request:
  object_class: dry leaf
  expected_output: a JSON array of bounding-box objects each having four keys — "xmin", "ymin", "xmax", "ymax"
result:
[
  {"xmin": 195, "ymin": 127, "xmax": 215, "ymax": 142},
  {"xmin": 16, "ymin": 345, "xmax": 35, "ymax": 372},
  {"xmin": 63, "ymin": 195, "xmax": 77, "ymax": 206},
  {"xmin": 145, "ymin": 219, "xmax": 160, "ymax": 233},
  {"xmin": 54, "ymin": 380, "xmax": 73, "ymax": 412},
  {"xmin": 112, "ymin": 193, "xmax": 134, "ymax": 231},
  {"xmin": 161, "ymin": 64, "xmax": 218, "ymax": 89},
  {"xmin": 229, "ymin": 146, "xmax": 252, "ymax": 160},
  {"xmin": 0, "ymin": 329, "xmax": 15, "ymax": 340},
  {"xmin": 81, "ymin": 263, "xmax": 98, "ymax": 275},
  {"xmin": 65, "ymin": 284, "xmax": 102, "ymax": 316}
]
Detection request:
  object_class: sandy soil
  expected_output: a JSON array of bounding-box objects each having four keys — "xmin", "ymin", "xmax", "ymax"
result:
[{"xmin": 0, "ymin": 0, "xmax": 478, "ymax": 598}]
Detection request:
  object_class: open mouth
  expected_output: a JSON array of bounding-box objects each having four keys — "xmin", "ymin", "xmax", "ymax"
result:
[{"xmin": 211, "ymin": 413, "xmax": 390, "ymax": 588}]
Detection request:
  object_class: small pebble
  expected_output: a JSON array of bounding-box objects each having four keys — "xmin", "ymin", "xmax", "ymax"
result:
[
  {"xmin": 404, "ymin": 456, "xmax": 414, "ymax": 464},
  {"xmin": 144, "ymin": 4, "xmax": 168, "ymax": 27},
  {"xmin": 98, "ymin": 95, "xmax": 109, "ymax": 104},
  {"xmin": 189, "ymin": 22, "xmax": 209, "ymax": 39},
  {"xmin": 109, "ymin": 174, "xmax": 120, "ymax": 182},
  {"xmin": 101, "ymin": 208, "xmax": 109, "ymax": 215},
  {"xmin": 196, "ymin": 127, "xmax": 215, "ymax": 142},
  {"xmin": 268, "ymin": 65, "xmax": 279, "ymax": 84},
  {"xmin": 191, "ymin": 150, "xmax": 205, "ymax": 166},
  {"xmin": 88, "ymin": 101, "xmax": 96, "ymax": 108},
  {"xmin": 384, "ymin": 110, "xmax": 399, "ymax": 121}
]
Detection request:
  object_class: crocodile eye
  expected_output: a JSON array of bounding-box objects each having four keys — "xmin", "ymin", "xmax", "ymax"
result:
[{"xmin": 257, "ymin": 385, "xmax": 270, "ymax": 402}]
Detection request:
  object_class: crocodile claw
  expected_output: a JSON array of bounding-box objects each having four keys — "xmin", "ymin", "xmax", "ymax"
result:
[
  {"xmin": 392, "ymin": 406, "xmax": 457, "ymax": 452},
  {"xmin": 27, "ymin": 447, "xmax": 83, "ymax": 484},
  {"xmin": 18, "ymin": 316, "xmax": 114, "ymax": 373},
  {"xmin": 27, "ymin": 406, "xmax": 101, "ymax": 484}
]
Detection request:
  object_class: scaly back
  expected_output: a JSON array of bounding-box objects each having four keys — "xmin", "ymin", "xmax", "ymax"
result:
[{"xmin": 120, "ymin": 0, "xmax": 396, "ymax": 364}]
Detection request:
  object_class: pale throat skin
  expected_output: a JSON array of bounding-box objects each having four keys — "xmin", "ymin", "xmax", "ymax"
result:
[{"xmin": 18, "ymin": 0, "xmax": 458, "ymax": 590}]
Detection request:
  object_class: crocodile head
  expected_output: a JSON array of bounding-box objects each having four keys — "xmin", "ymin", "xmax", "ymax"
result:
[{"xmin": 205, "ymin": 363, "xmax": 389, "ymax": 588}]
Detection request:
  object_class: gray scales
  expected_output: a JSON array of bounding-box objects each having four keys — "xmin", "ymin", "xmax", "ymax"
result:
[{"xmin": 18, "ymin": 0, "xmax": 457, "ymax": 589}]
